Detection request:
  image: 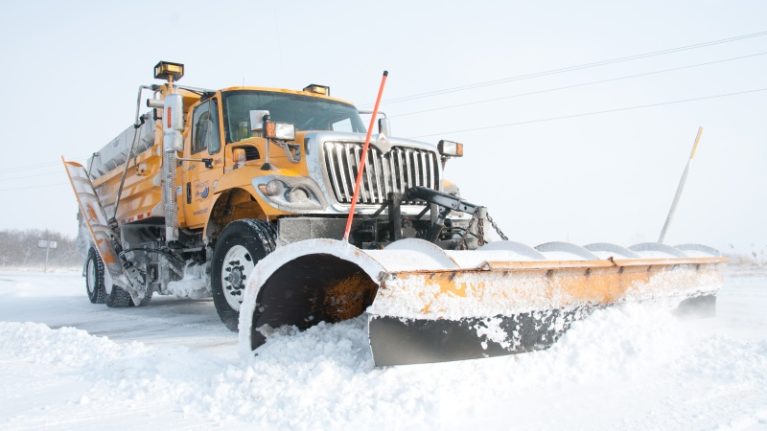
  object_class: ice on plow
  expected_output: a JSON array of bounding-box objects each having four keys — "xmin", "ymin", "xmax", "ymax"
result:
[{"xmin": 238, "ymin": 238, "xmax": 725, "ymax": 366}]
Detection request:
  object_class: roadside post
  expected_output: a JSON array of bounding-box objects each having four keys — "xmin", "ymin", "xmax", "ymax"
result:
[{"xmin": 37, "ymin": 239, "xmax": 58, "ymax": 272}]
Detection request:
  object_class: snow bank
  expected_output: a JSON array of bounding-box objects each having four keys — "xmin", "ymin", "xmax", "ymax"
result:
[
  {"xmin": 1, "ymin": 270, "xmax": 766, "ymax": 430},
  {"xmin": 3, "ymin": 294, "xmax": 767, "ymax": 430},
  {"xmin": 0, "ymin": 322, "xmax": 146, "ymax": 367}
]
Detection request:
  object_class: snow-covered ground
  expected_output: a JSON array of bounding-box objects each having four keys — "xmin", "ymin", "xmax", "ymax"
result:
[{"xmin": 0, "ymin": 268, "xmax": 765, "ymax": 430}]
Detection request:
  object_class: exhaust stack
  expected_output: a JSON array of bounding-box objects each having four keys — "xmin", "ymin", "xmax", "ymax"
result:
[
  {"xmin": 154, "ymin": 61, "xmax": 186, "ymax": 243},
  {"xmin": 162, "ymin": 91, "xmax": 183, "ymax": 243}
]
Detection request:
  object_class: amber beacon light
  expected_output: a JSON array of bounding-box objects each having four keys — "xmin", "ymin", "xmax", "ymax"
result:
[{"xmin": 154, "ymin": 61, "xmax": 184, "ymax": 81}]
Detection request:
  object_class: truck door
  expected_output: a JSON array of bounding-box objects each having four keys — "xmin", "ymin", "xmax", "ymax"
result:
[{"xmin": 182, "ymin": 98, "xmax": 223, "ymax": 228}]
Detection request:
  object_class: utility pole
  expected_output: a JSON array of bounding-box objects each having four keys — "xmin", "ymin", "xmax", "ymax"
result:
[{"xmin": 658, "ymin": 127, "xmax": 704, "ymax": 244}]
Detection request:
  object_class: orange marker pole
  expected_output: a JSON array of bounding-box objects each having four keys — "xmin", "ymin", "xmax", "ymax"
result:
[{"xmin": 343, "ymin": 70, "xmax": 389, "ymax": 242}]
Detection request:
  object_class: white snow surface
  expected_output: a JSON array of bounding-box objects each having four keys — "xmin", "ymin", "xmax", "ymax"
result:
[
  {"xmin": 166, "ymin": 263, "xmax": 211, "ymax": 299},
  {"xmin": 1, "ymin": 268, "xmax": 766, "ymax": 430}
]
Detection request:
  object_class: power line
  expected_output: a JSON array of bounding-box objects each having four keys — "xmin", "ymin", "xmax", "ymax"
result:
[
  {"xmin": 413, "ymin": 87, "xmax": 767, "ymax": 138},
  {"xmin": 393, "ymin": 51, "xmax": 767, "ymax": 118},
  {"xmin": 0, "ymin": 161, "xmax": 60, "ymax": 173},
  {"xmin": 386, "ymin": 29, "xmax": 767, "ymax": 104},
  {"xmin": 0, "ymin": 183, "xmax": 68, "ymax": 192},
  {"xmin": 0, "ymin": 170, "xmax": 64, "ymax": 181}
]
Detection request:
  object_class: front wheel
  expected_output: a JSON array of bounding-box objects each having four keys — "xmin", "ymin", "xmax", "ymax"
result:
[{"xmin": 211, "ymin": 219, "xmax": 276, "ymax": 331}]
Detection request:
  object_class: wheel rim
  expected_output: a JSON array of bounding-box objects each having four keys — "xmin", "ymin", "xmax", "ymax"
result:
[
  {"xmin": 221, "ymin": 245, "xmax": 255, "ymax": 311},
  {"xmin": 86, "ymin": 257, "xmax": 96, "ymax": 295}
]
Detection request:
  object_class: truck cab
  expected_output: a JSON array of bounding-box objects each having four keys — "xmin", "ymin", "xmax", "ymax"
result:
[{"xmin": 180, "ymin": 87, "xmax": 362, "ymax": 233}]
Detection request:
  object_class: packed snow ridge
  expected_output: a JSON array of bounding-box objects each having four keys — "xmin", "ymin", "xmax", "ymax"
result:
[{"xmin": 1, "ymin": 270, "xmax": 766, "ymax": 430}]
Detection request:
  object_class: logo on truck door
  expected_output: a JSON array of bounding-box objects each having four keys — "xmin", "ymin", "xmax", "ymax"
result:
[{"xmin": 193, "ymin": 181, "xmax": 210, "ymax": 200}]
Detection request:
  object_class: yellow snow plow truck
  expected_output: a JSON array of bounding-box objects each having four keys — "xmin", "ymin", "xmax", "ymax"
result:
[{"xmin": 64, "ymin": 61, "xmax": 725, "ymax": 366}]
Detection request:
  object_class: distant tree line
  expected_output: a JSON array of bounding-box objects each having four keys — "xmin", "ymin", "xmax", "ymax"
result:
[
  {"xmin": 0, "ymin": 229, "xmax": 83, "ymax": 267},
  {"xmin": 0, "ymin": 228, "xmax": 762, "ymax": 269}
]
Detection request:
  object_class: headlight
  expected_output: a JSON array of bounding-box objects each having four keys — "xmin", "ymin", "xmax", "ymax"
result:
[
  {"xmin": 286, "ymin": 187, "xmax": 309, "ymax": 203},
  {"xmin": 264, "ymin": 120, "xmax": 296, "ymax": 141},
  {"xmin": 260, "ymin": 179, "xmax": 284, "ymax": 196},
  {"xmin": 254, "ymin": 176, "xmax": 326, "ymax": 211}
]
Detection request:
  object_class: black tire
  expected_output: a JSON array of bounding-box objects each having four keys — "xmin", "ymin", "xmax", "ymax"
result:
[
  {"xmin": 136, "ymin": 288, "xmax": 153, "ymax": 307},
  {"xmin": 85, "ymin": 247, "xmax": 106, "ymax": 304},
  {"xmin": 105, "ymin": 283, "xmax": 133, "ymax": 308},
  {"xmin": 107, "ymin": 284, "xmax": 152, "ymax": 308},
  {"xmin": 211, "ymin": 219, "xmax": 277, "ymax": 331}
]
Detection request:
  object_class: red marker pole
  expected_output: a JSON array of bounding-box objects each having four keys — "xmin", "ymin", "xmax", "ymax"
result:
[{"xmin": 343, "ymin": 70, "xmax": 389, "ymax": 242}]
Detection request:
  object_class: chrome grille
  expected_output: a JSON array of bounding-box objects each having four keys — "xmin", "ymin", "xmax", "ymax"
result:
[{"xmin": 322, "ymin": 142, "xmax": 441, "ymax": 204}]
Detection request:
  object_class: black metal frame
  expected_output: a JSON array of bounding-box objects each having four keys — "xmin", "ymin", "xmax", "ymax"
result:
[{"xmin": 357, "ymin": 186, "xmax": 483, "ymax": 246}]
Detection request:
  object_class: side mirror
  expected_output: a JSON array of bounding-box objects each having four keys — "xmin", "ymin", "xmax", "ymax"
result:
[
  {"xmin": 249, "ymin": 110, "xmax": 270, "ymax": 131},
  {"xmin": 378, "ymin": 117, "xmax": 391, "ymax": 137},
  {"xmin": 358, "ymin": 110, "xmax": 391, "ymax": 137}
]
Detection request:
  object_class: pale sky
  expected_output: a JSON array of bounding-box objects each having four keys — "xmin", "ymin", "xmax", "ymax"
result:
[{"xmin": 0, "ymin": 0, "xmax": 764, "ymax": 253}]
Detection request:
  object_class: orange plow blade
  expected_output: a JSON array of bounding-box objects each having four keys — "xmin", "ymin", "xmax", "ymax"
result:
[{"xmin": 238, "ymin": 239, "xmax": 725, "ymax": 366}]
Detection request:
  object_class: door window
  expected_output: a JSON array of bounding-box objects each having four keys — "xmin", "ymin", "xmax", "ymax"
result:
[{"xmin": 192, "ymin": 100, "xmax": 221, "ymax": 154}]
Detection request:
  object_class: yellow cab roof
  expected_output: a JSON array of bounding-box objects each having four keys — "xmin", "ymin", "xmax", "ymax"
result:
[{"xmin": 218, "ymin": 86, "xmax": 357, "ymax": 107}]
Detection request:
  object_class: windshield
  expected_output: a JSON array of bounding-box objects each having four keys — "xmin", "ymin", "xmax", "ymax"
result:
[{"xmin": 222, "ymin": 90, "xmax": 366, "ymax": 142}]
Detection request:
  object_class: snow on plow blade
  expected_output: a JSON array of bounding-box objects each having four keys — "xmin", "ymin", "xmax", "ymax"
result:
[{"xmin": 238, "ymin": 238, "xmax": 725, "ymax": 366}]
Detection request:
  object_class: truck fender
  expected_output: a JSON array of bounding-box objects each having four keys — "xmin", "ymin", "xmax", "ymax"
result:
[{"xmin": 203, "ymin": 187, "xmax": 270, "ymax": 244}]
